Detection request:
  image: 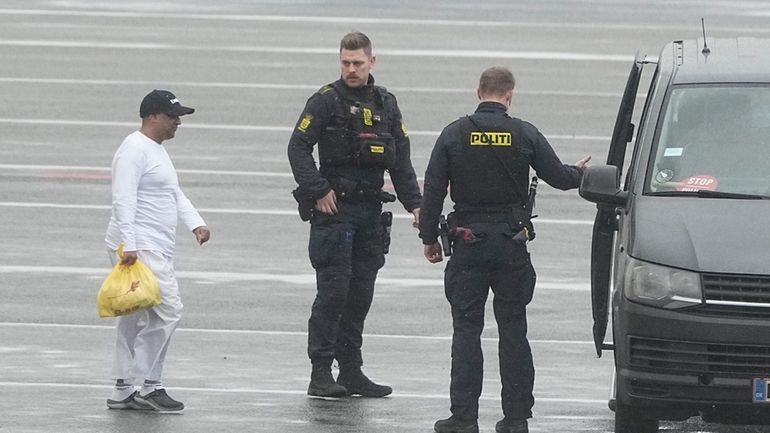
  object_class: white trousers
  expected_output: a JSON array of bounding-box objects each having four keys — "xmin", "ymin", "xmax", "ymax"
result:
[{"xmin": 108, "ymin": 249, "xmax": 183, "ymax": 385}]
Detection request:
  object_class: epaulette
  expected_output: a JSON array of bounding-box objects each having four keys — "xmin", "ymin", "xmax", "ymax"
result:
[
  {"xmin": 448, "ymin": 117, "xmax": 467, "ymax": 128},
  {"xmin": 316, "ymin": 85, "xmax": 334, "ymax": 95},
  {"xmin": 373, "ymin": 85, "xmax": 391, "ymax": 107}
]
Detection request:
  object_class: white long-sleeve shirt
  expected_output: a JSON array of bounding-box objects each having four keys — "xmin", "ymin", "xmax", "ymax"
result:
[{"xmin": 105, "ymin": 131, "xmax": 205, "ymax": 257}]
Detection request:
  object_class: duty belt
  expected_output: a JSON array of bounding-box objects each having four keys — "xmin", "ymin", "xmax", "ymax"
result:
[
  {"xmin": 453, "ymin": 205, "xmax": 517, "ymax": 223},
  {"xmin": 329, "ymin": 177, "xmax": 396, "ymax": 204}
]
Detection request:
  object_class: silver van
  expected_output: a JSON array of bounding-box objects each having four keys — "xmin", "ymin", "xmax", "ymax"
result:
[{"xmin": 579, "ymin": 37, "xmax": 770, "ymax": 432}]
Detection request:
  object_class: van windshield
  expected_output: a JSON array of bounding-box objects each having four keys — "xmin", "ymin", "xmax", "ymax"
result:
[{"xmin": 646, "ymin": 85, "xmax": 770, "ymax": 197}]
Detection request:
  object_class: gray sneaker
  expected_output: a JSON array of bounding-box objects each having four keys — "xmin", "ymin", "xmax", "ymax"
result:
[
  {"xmin": 134, "ymin": 389, "xmax": 184, "ymax": 412},
  {"xmin": 106, "ymin": 391, "xmax": 153, "ymax": 410}
]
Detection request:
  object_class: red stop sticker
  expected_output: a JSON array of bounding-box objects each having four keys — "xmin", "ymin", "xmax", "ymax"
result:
[{"xmin": 677, "ymin": 174, "xmax": 718, "ymax": 192}]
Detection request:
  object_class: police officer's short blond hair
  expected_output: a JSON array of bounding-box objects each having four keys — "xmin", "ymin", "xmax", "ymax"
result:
[
  {"xmin": 479, "ymin": 67, "xmax": 516, "ymax": 97},
  {"xmin": 340, "ymin": 31, "xmax": 373, "ymax": 57}
]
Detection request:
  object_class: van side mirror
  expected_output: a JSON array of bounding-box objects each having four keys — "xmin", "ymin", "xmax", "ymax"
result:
[{"xmin": 579, "ymin": 165, "xmax": 628, "ymax": 206}]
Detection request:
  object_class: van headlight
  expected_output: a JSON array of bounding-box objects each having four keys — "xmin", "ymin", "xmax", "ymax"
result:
[{"xmin": 624, "ymin": 257, "xmax": 702, "ymax": 309}]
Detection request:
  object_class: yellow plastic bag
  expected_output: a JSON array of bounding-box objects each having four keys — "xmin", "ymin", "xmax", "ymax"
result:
[{"xmin": 97, "ymin": 245, "xmax": 161, "ymax": 317}]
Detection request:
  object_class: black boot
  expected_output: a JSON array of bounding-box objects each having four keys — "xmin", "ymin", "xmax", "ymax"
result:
[
  {"xmin": 336, "ymin": 365, "xmax": 392, "ymax": 397},
  {"xmin": 307, "ymin": 363, "xmax": 347, "ymax": 398},
  {"xmin": 495, "ymin": 417, "xmax": 528, "ymax": 433},
  {"xmin": 433, "ymin": 415, "xmax": 479, "ymax": 433}
]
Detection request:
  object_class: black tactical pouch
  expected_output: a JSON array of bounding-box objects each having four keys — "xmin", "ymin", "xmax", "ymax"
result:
[
  {"xmin": 355, "ymin": 133, "xmax": 396, "ymax": 168},
  {"xmin": 291, "ymin": 188, "xmax": 316, "ymax": 222}
]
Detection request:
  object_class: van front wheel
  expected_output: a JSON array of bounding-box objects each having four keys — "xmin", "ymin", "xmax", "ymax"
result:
[{"xmin": 615, "ymin": 401, "xmax": 659, "ymax": 433}]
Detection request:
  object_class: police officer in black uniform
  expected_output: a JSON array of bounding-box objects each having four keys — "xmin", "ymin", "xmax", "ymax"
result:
[
  {"xmin": 419, "ymin": 67, "xmax": 590, "ymax": 433},
  {"xmin": 288, "ymin": 31, "xmax": 422, "ymax": 398}
]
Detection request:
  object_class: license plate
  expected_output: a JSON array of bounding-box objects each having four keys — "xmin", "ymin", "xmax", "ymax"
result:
[{"xmin": 753, "ymin": 378, "xmax": 770, "ymax": 403}]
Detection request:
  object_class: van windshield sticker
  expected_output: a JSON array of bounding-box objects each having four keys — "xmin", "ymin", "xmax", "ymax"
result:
[
  {"xmin": 676, "ymin": 174, "xmax": 718, "ymax": 192},
  {"xmin": 655, "ymin": 169, "xmax": 674, "ymax": 183},
  {"xmin": 664, "ymin": 147, "xmax": 683, "ymax": 157}
]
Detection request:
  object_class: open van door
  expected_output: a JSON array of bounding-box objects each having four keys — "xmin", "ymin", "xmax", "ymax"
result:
[{"xmin": 590, "ymin": 53, "xmax": 645, "ymax": 357}]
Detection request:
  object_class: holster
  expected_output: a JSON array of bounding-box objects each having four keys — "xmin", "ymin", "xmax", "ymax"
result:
[
  {"xmin": 510, "ymin": 206, "xmax": 536, "ymax": 242},
  {"xmin": 291, "ymin": 187, "xmax": 316, "ymax": 222},
  {"xmin": 439, "ymin": 214, "xmax": 452, "ymax": 256},
  {"xmin": 381, "ymin": 211, "xmax": 393, "ymax": 255}
]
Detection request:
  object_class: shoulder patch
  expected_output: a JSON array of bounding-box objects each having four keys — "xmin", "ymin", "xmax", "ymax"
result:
[
  {"xmin": 298, "ymin": 114, "xmax": 313, "ymax": 132},
  {"xmin": 317, "ymin": 85, "xmax": 333, "ymax": 95}
]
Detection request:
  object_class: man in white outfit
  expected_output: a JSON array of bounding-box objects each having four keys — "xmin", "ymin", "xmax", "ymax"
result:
[{"xmin": 104, "ymin": 89, "xmax": 210, "ymax": 412}]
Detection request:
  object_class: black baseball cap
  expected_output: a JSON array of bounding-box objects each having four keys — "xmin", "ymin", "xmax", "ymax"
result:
[{"xmin": 139, "ymin": 89, "xmax": 195, "ymax": 118}]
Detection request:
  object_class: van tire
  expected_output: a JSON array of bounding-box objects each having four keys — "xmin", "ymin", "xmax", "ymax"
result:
[{"xmin": 615, "ymin": 401, "xmax": 659, "ymax": 433}]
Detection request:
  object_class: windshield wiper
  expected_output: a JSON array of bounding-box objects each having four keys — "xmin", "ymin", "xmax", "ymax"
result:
[{"xmin": 648, "ymin": 190, "xmax": 769, "ymax": 199}]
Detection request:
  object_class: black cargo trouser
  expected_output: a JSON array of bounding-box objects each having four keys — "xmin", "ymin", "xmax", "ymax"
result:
[
  {"xmin": 444, "ymin": 221, "xmax": 537, "ymax": 421},
  {"xmin": 306, "ymin": 201, "xmax": 387, "ymax": 368}
]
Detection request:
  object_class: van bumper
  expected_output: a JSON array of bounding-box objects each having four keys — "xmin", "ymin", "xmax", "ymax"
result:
[{"xmin": 615, "ymin": 297, "xmax": 770, "ymax": 422}]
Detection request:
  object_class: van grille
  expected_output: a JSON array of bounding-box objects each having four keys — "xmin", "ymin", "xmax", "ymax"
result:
[
  {"xmin": 703, "ymin": 274, "xmax": 770, "ymax": 304},
  {"xmin": 692, "ymin": 274, "xmax": 770, "ymax": 318},
  {"xmin": 629, "ymin": 336, "xmax": 770, "ymax": 375}
]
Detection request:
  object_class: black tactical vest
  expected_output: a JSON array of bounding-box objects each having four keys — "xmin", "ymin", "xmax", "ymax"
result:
[
  {"xmin": 317, "ymin": 82, "xmax": 397, "ymax": 169},
  {"xmin": 450, "ymin": 115, "xmax": 529, "ymax": 207}
]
